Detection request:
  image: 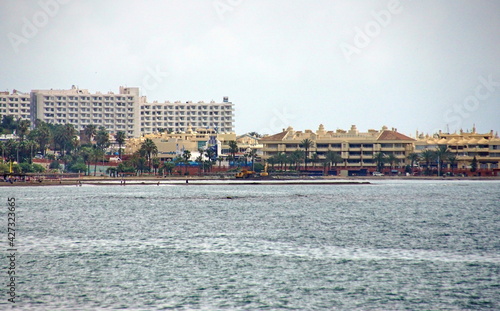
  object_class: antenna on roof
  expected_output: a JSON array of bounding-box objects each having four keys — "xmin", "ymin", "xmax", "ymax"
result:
[{"xmin": 446, "ymin": 124, "xmax": 449, "ymax": 133}]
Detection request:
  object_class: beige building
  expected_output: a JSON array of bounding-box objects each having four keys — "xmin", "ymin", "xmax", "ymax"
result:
[
  {"xmin": 126, "ymin": 127, "xmax": 236, "ymax": 161},
  {"xmin": 414, "ymin": 127, "xmax": 500, "ymax": 170},
  {"xmin": 7, "ymin": 85, "xmax": 235, "ymax": 138},
  {"xmin": 140, "ymin": 97, "xmax": 234, "ymax": 134},
  {"xmin": 31, "ymin": 86, "xmax": 142, "ymax": 138},
  {"xmin": 0, "ymin": 90, "xmax": 31, "ymax": 121},
  {"xmin": 260, "ymin": 125, "xmax": 415, "ymax": 170}
]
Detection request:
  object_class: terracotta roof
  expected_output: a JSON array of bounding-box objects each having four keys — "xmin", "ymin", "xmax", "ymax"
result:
[
  {"xmin": 259, "ymin": 131, "xmax": 288, "ymax": 141},
  {"xmin": 377, "ymin": 130, "xmax": 415, "ymax": 141}
]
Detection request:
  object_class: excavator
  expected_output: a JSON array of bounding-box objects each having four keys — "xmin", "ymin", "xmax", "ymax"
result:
[{"xmin": 235, "ymin": 163, "xmax": 269, "ymax": 179}]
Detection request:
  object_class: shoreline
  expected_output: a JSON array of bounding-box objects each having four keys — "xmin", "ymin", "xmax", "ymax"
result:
[{"xmin": 1, "ymin": 175, "xmax": 499, "ymax": 187}]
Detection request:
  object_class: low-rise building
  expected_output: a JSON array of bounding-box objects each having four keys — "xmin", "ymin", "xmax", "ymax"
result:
[
  {"xmin": 260, "ymin": 124, "xmax": 415, "ymax": 170},
  {"xmin": 414, "ymin": 127, "xmax": 500, "ymax": 171},
  {"xmin": 125, "ymin": 126, "xmax": 236, "ymax": 161}
]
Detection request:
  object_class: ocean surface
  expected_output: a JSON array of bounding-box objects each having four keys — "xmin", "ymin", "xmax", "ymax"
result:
[{"xmin": 1, "ymin": 180, "xmax": 499, "ymax": 310}]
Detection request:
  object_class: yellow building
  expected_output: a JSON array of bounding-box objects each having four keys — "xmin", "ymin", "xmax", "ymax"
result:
[
  {"xmin": 260, "ymin": 125, "xmax": 415, "ymax": 171},
  {"xmin": 414, "ymin": 127, "xmax": 500, "ymax": 171},
  {"xmin": 126, "ymin": 127, "xmax": 236, "ymax": 161}
]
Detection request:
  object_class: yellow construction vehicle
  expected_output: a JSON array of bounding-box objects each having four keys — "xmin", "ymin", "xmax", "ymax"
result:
[{"xmin": 235, "ymin": 169, "xmax": 256, "ymax": 178}]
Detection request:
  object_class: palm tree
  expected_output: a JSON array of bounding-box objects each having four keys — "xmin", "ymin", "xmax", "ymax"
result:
[
  {"xmin": 84, "ymin": 124, "xmax": 97, "ymax": 144},
  {"xmin": 164, "ymin": 162, "xmax": 175, "ymax": 175},
  {"xmin": 248, "ymin": 131, "xmax": 262, "ymax": 138},
  {"xmin": 276, "ymin": 152, "xmax": 286, "ymax": 170},
  {"xmin": 217, "ymin": 156, "xmax": 224, "ymax": 169},
  {"xmin": 152, "ymin": 157, "xmax": 161, "ymax": 175},
  {"xmin": 246, "ymin": 149, "xmax": 258, "ymax": 171},
  {"xmin": 290, "ymin": 149, "xmax": 304, "ymax": 171},
  {"xmin": 205, "ymin": 148, "xmax": 217, "ymax": 172},
  {"xmin": 79, "ymin": 146, "xmax": 93, "ymax": 176},
  {"xmin": 115, "ymin": 131, "xmax": 126, "ymax": 159},
  {"xmin": 95, "ymin": 126, "xmax": 110, "ymax": 150},
  {"xmin": 228, "ymin": 140, "xmax": 238, "ymax": 167},
  {"xmin": 27, "ymin": 122, "xmax": 51, "ymax": 156},
  {"xmin": 24, "ymin": 139, "xmax": 37, "ymax": 163},
  {"xmin": 16, "ymin": 119, "xmax": 31, "ymax": 142},
  {"xmin": 311, "ymin": 152, "xmax": 320, "ymax": 169},
  {"xmin": 182, "ymin": 150, "xmax": 191, "ymax": 174},
  {"xmin": 373, "ymin": 152, "xmax": 387, "ymax": 172},
  {"xmin": 420, "ymin": 149, "xmax": 436, "ymax": 175},
  {"xmin": 448, "ymin": 154, "xmax": 457, "ymax": 175},
  {"xmin": 195, "ymin": 154, "xmax": 204, "ymax": 175},
  {"xmin": 435, "ymin": 145, "xmax": 451, "ymax": 176},
  {"xmin": 386, "ymin": 153, "xmax": 398, "ymax": 170},
  {"xmin": 470, "ymin": 156, "xmax": 478, "ymax": 173},
  {"xmin": 140, "ymin": 138, "xmax": 158, "ymax": 170},
  {"xmin": 92, "ymin": 146, "xmax": 104, "ymax": 176},
  {"xmin": 407, "ymin": 152, "xmax": 420, "ymax": 172},
  {"xmin": 325, "ymin": 151, "xmax": 342, "ymax": 173},
  {"xmin": 299, "ymin": 138, "xmax": 314, "ymax": 171}
]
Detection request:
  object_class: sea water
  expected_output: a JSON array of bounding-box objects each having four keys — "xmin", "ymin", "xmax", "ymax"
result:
[{"xmin": 1, "ymin": 180, "xmax": 499, "ymax": 310}]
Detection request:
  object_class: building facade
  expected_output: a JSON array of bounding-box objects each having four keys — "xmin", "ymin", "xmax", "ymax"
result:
[
  {"xmin": 140, "ymin": 96, "xmax": 234, "ymax": 134},
  {"xmin": 0, "ymin": 86, "xmax": 235, "ymax": 138},
  {"xmin": 30, "ymin": 86, "xmax": 142, "ymax": 138},
  {"xmin": 414, "ymin": 127, "xmax": 500, "ymax": 171},
  {"xmin": 0, "ymin": 90, "xmax": 31, "ymax": 121},
  {"xmin": 260, "ymin": 125, "xmax": 416, "ymax": 170},
  {"xmin": 126, "ymin": 127, "xmax": 236, "ymax": 161}
]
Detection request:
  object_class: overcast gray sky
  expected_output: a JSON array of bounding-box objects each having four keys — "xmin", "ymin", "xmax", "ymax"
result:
[{"xmin": 1, "ymin": 0, "xmax": 499, "ymax": 136}]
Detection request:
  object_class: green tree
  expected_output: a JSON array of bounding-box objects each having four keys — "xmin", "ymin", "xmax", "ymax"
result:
[
  {"xmin": 325, "ymin": 151, "xmax": 342, "ymax": 173},
  {"xmin": 115, "ymin": 131, "xmax": 126, "ymax": 159},
  {"xmin": 448, "ymin": 154, "xmax": 457, "ymax": 175},
  {"xmin": 140, "ymin": 138, "xmax": 158, "ymax": 170},
  {"xmin": 92, "ymin": 146, "xmax": 105, "ymax": 176},
  {"xmin": 53, "ymin": 124, "xmax": 77, "ymax": 156},
  {"xmin": 435, "ymin": 145, "xmax": 452, "ymax": 176},
  {"xmin": 84, "ymin": 124, "xmax": 97, "ymax": 143},
  {"xmin": 95, "ymin": 126, "xmax": 110, "ymax": 150},
  {"xmin": 386, "ymin": 153, "xmax": 398, "ymax": 170},
  {"xmin": 470, "ymin": 156, "xmax": 478, "ymax": 173},
  {"xmin": 1, "ymin": 116, "xmax": 17, "ymax": 134},
  {"xmin": 373, "ymin": 152, "xmax": 387, "ymax": 172},
  {"xmin": 299, "ymin": 138, "xmax": 314, "ymax": 171},
  {"xmin": 182, "ymin": 150, "xmax": 191, "ymax": 174},
  {"xmin": 407, "ymin": 152, "xmax": 420, "ymax": 171},
  {"xmin": 246, "ymin": 148, "xmax": 258, "ymax": 171},
  {"xmin": 16, "ymin": 119, "xmax": 31, "ymax": 142},
  {"xmin": 228, "ymin": 140, "xmax": 238, "ymax": 167},
  {"xmin": 290, "ymin": 149, "xmax": 304, "ymax": 171},
  {"xmin": 79, "ymin": 146, "xmax": 93, "ymax": 176},
  {"xmin": 164, "ymin": 162, "xmax": 175, "ymax": 175},
  {"xmin": 152, "ymin": 157, "xmax": 161, "ymax": 175},
  {"xmin": 28, "ymin": 121, "xmax": 51, "ymax": 156},
  {"xmin": 49, "ymin": 160, "xmax": 61, "ymax": 171},
  {"xmin": 420, "ymin": 149, "xmax": 436, "ymax": 175}
]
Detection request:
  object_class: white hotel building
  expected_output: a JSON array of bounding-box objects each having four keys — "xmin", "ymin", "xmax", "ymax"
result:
[
  {"xmin": 140, "ymin": 97, "xmax": 234, "ymax": 135},
  {"xmin": 0, "ymin": 90, "xmax": 31, "ymax": 121},
  {"xmin": 0, "ymin": 86, "xmax": 235, "ymax": 138}
]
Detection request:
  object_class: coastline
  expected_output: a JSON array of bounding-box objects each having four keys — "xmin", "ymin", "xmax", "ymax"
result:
[{"xmin": 1, "ymin": 175, "xmax": 499, "ymax": 187}]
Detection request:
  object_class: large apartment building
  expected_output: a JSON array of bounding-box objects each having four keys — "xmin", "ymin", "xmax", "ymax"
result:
[
  {"xmin": 140, "ymin": 96, "xmax": 234, "ymax": 134},
  {"xmin": 30, "ymin": 86, "xmax": 142, "ymax": 137},
  {"xmin": 414, "ymin": 127, "xmax": 500, "ymax": 170},
  {"xmin": 0, "ymin": 86, "xmax": 235, "ymax": 138},
  {"xmin": 0, "ymin": 90, "xmax": 31, "ymax": 121},
  {"xmin": 260, "ymin": 124, "xmax": 415, "ymax": 169}
]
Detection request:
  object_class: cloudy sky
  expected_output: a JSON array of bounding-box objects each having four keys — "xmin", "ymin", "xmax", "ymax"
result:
[{"xmin": 1, "ymin": 0, "xmax": 499, "ymax": 136}]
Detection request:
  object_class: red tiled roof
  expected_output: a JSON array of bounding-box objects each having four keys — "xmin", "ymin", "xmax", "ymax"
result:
[
  {"xmin": 259, "ymin": 131, "xmax": 288, "ymax": 141},
  {"xmin": 377, "ymin": 130, "xmax": 415, "ymax": 141}
]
